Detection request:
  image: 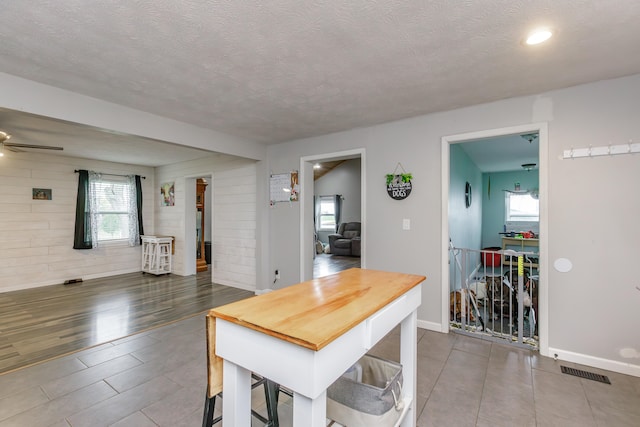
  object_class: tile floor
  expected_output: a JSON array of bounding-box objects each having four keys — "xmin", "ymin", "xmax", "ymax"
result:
[{"xmin": 1, "ymin": 314, "xmax": 639, "ymax": 427}]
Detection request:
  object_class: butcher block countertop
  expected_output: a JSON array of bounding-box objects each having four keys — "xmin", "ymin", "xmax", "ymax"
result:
[{"xmin": 210, "ymin": 268, "xmax": 426, "ymax": 351}]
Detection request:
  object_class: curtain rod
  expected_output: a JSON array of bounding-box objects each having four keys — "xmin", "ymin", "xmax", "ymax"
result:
[{"xmin": 74, "ymin": 170, "xmax": 146, "ymax": 179}]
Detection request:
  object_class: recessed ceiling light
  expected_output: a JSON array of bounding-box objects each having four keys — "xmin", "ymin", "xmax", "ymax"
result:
[
  {"xmin": 313, "ymin": 163, "xmax": 321, "ymax": 169},
  {"xmin": 525, "ymin": 29, "xmax": 553, "ymax": 45}
]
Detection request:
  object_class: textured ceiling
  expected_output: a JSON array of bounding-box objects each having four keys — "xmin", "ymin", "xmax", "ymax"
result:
[{"xmin": 1, "ymin": 0, "xmax": 640, "ymax": 151}]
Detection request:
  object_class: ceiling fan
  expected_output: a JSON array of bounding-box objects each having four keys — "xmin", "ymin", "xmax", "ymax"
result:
[{"xmin": 0, "ymin": 130, "xmax": 63, "ymax": 153}]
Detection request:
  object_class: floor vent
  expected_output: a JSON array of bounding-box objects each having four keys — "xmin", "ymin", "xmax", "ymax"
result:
[{"xmin": 561, "ymin": 366, "xmax": 611, "ymax": 384}]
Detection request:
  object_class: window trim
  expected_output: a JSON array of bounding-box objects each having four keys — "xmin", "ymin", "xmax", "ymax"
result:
[{"xmin": 90, "ymin": 176, "xmax": 133, "ymax": 243}]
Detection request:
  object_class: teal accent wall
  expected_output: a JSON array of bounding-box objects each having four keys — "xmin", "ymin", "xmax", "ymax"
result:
[
  {"xmin": 481, "ymin": 170, "xmax": 539, "ymax": 248},
  {"xmin": 449, "ymin": 144, "xmax": 482, "ymax": 252}
]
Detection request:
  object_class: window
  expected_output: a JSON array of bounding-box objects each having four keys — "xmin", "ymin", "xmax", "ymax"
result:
[
  {"xmin": 74, "ymin": 170, "xmax": 143, "ymax": 250},
  {"xmin": 318, "ymin": 196, "xmax": 337, "ymax": 231},
  {"xmin": 505, "ymin": 192, "xmax": 539, "ymax": 222},
  {"xmin": 89, "ymin": 176, "xmax": 135, "ymax": 242}
]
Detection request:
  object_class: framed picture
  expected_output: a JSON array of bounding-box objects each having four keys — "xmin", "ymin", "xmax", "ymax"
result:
[
  {"xmin": 32, "ymin": 188, "xmax": 52, "ymax": 200},
  {"xmin": 160, "ymin": 182, "xmax": 175, "ymax": 206}
]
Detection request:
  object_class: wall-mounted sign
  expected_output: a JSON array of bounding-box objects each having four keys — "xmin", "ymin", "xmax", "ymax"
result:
[
  {"xmin": 386, "ymin": 163, "xmax": 413, "ymax": 200},
  {"xmin": 270, "ymin": 170, "xmax": 299, "ymax": 205}
]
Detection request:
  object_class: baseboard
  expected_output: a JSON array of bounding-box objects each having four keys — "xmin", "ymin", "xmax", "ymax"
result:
[
  {"xmin": 417, "ymin": 319, "xmax": 445, "ymax": 333},
  {"xmin": 2, "ymin": 268, "xmax": 141, "ymax": 293},
  {"xmin": 83, "ymin": 268, "xmax": 141, "ymax": 281},
  {"xmin": 214, "ymin": 279, "xmax": 256, "ymax": 292},
  {"xmin": 548, "ymin": 346, "xmax": 640, "ymax": 378},
  {"xmin": 2, "ymin": 280, "xmax": 57, "ymax": 293}
]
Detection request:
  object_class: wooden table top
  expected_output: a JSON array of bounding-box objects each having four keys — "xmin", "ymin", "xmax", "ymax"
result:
[{"xmin": 210, "ymin": 268, "xmax": 426, "ymax": 351}]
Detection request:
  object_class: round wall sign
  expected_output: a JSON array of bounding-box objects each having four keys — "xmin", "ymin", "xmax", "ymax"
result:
[{"xmin": 386, "ymin": 174, "xmax": 412, "ymax": 200}]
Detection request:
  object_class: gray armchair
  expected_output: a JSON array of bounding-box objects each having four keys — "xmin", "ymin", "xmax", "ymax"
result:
[{"xmin": 328, "ymin": 222, "xmax": 361, "ymax": 256}]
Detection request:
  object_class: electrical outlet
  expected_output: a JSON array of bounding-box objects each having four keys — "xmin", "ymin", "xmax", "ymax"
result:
[{"xmin": 275, "ymin": 270, "xmax": 280, "ymax": 279}]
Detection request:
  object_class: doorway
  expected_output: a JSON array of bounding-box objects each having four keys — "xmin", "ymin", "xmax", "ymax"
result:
[
  {"xmin": 196, "ymin": 177, "xmax": 210, "ymax": 273},
  {"xmin": 441, "ymin": 124, "xmax": 549, "ymax": 355},
  {"xmin": 299, "ymin": 149, "xmax": 366, "ymax": 282},
  {"xmin": 185, "ymin": 174, "xmax": 213, "ymax": 279}
]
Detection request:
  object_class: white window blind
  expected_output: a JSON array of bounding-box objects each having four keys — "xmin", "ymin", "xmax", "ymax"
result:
[
  {"xmin": 505, "ymin": 193, "xmax": 539, "ymax": 222},
  {"xmin": 318, "ymin": 196, "xmax": 336, "ymax": 231},
  {"xmin": 91, "ymin": 178, "xmax": 132, "ymax": 241}
]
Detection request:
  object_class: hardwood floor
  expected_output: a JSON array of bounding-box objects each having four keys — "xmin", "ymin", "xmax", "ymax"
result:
[
  {"xmin": 0, "ymin": 272, "xmax": 253, "ymax": 374},
  {"xmin": 313, "ymin": 253, "xmax": 360, "ymax": 278},
  {"xmin": 0, "ymin": 254, "xmax": 356, "ymax": 374}
]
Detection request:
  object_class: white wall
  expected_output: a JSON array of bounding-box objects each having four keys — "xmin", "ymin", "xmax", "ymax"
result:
[
  {"xmin": 155, "ymin": 154, "xmax": 258, "ymax": 290},
  {"xmin": 0, "ymin": 151, "xmax": 154, "ymax": 292},
  {"xmin": 212, "ymin": 164, "xmax": 257, "ymax": 289},
  {"xmin": 262, "ymin": 74, "xmax": 640, "ymax": 376},
  {"xmin": 0, "ymin": 149, "xmax": 258, "ymax": 294}
]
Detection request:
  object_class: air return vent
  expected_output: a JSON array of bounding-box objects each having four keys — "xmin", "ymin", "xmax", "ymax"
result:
[{"xmin": 561, "ymin": 366, "xmax": 611, "ymax": 384}]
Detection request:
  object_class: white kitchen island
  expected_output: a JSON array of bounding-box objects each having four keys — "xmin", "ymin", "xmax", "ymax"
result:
[{"xmin": 210, "ymin": 268, "xmax": 425, "ymax": 427}]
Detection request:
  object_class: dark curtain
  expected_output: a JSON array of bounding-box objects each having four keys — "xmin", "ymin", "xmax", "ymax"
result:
[
  {"xmin": 73, "ymin": 169, "xmax": 92, "ymax": 249},
  {"xmin": 135, "ymin": 175, "xmax": 144, "ymax": 243},
  {"xmin": 334, "ymin": 194, "xmax": 343, "ymax": 232}
]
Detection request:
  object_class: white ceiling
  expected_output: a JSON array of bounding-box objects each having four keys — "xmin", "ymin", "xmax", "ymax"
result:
[{"xmin": 1, "ymin": 1, "xmax": 640, "ymax": 166}]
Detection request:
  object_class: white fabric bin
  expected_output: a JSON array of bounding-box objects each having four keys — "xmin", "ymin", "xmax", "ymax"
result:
[{"xmin": 327, "ymin": 354, "xmax": 403, "ymax": 427}]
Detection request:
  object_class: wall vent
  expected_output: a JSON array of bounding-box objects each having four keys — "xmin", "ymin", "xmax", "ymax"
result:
[{"xmin": 561, "ymin": 366, "xmax": 611, "ymax": 384}]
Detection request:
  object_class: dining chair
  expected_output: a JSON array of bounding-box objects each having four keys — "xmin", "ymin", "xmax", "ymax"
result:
[{"xmin": 202, "ymin": 314, "xmax": 280, "ymax": 427}]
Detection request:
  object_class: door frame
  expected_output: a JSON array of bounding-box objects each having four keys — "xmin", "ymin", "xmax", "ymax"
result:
[
  {"xmin": 299, "ymin": 148, "xmax": 366, "ymax": 282},
  {"xmin": 441, "ymin": 123, "xmax": 549, "ymax": 356}
]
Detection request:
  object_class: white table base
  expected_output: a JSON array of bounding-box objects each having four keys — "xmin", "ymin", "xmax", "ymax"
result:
[{"xmin": 217, "ymin": 284, "xmax": 422, "ymax": 427}]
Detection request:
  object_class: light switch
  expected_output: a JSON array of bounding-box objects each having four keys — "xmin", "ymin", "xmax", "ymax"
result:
[{"xmin": 403, "ymin": 218, "xmax": 410, "ymax": 230}]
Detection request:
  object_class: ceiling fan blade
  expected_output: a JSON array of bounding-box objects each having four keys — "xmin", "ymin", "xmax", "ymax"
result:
[{"xmin": 5, "ymin": 143, "xmax": 63, "ymax": 150}]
